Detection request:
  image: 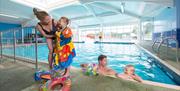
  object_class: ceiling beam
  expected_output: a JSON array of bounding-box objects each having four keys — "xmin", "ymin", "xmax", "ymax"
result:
[
  {"xmin": 79, "ymin": 24, "xmax": 100, "ymax": 29},
  {"xmin": 80, "ymin": 2, "xmax": 102, "ymax": 24},
  {"xmin": 142, "ymin": 6, "xmax": 167, "ymax": 17},
  {"xmin": 70, "ymin": 11, "xmax": 117, "ymax": 20},
  {"xmin": 48, "ymin": 0, "xmax": 80, "ymax": 11},
  {"xmin": 91, "ymin": 2, "xmax": 141, "ymax": 18},
  {"xmin": 138, "ymin": 2, "xmax": 146, "ymax": 15},
  {"xmin": 10, "ymin": 0, "xmax": 47, "ymax": 11},
  {"xmin": 21, "ymin": 15, "xmax": 36, "ymax": 27},
  {"xmin": 71, "ymin": 10, "xmax": 142, "ymax": 21},
  {"xmin": 70, "ymin": 15, "xmax": 93, "ymax": 20},
  {"xmin": 79, "ymin": 0, "xmax": 96, "ymax": 4},
  {"xmin": 0, "ymin": 9, "xmax": 31, "ymax": 19},
  {"xmin": 80, "ymin": 0, "xmax": 173, "ymax": 6}
]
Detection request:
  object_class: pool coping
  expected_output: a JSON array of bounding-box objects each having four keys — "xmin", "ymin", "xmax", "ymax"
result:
[
  {"xmin": 3, "ymin": 44, "xmax": 180, "ymax": 90},
  {"xmin": 70, "ymin": 66, "xmax": 180, "ymax": 90},
  {"xmin": 136, "ymin": 44, "xmax": 180, "ymax": 85},
  {"xmin": 1, "ymin": 55, "xmax": 180, "ymax": 90},
  {"xmin": 94, "ymin": 41, "xmax": 135, "ymax": 44}
]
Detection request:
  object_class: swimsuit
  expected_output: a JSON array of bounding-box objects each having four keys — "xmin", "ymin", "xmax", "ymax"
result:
[{"xmin": 38, "ymin": 19, "xmax": 56, "ymax": 39}]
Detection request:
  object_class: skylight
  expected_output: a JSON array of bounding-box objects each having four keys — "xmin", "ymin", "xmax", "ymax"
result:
[
  {"xmin": 0, "ymin": 13, "xmax": 19, "ymax": 18},
  {"xmin": 10, "ymin": 0, "xmax": 80, "ymax": 11}
]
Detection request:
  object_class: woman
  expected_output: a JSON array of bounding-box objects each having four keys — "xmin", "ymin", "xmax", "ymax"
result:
[{"xmin": 33, "ymin": 8, "xmax": 57, "ymax": 69}]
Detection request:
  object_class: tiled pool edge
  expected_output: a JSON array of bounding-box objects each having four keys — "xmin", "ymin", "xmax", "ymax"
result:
[
  {"xmin": 1, "ymin": 54, "xmax": 180, "ymax": 90},
  {"xmin": 136, "ymin": 44, "xmax": 180, "ymax": 85},
  {"xmin": 94, "ymin": 41, "xmax": 135, "ymax": 44},
  {"xmin": 71, "ymin": 67, "xmax": 180, "ymax": 90}
]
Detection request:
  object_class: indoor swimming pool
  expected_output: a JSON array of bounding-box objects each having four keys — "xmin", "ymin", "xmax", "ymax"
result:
[{"xmin": 2, "ymin": 43, "xmax": 178, "ymax": 85}]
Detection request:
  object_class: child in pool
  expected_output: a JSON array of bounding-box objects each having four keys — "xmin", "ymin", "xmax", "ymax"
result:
[{"xmin": 116, "ymin": 65, "xmax": 143, "ymax": 82}]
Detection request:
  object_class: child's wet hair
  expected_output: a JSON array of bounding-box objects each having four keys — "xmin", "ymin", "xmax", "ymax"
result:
[
  {"xmin": 60, "ymin": 16, "xmax": 70, "ymax": 25},
  {"xmin": 125, "ymin": 65, "xmax": 134, "ymax": 70}
]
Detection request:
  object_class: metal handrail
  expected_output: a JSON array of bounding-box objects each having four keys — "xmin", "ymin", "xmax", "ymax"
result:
[
  {"xmin": 35, "ymin": 27, "xmax": 38, "ymax": 70},
  {"xmin": 157, "ymin": 37, "xmax": 179, "ymax": 62},
  {"xmin": 157, "ymin": 37, "xmax": 170, "ymax": 54},
  {"xmin": 0, "ymin": 32, "xmax": 2, "ymax": 63},
  {"xmin": 152, "ymin": 39, "xmax": 157, "ymax": 49},
  {"xmin": 152, "ymin": 36, "xmax": 164, "ymax": 53},
  {"xmin": 176, "ymin": 40, "xmax": 179, "ymax": 62},
  {"xmin": 0, "ymin": 27, "xmax": 39, "ymax": 69},
  {"xmin": 152, "ymin": 38, "xmax": 159, "ymax": 52}
]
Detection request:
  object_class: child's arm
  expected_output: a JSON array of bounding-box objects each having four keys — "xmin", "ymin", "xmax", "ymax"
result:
[
  {"xmin": 63, "ymin": 27, "xmax": 72, "ymax": 38},
  {"xmin": 116, "ymin": 74, "xmax": 127, "ymax": 79},
  {"xmin": 131, "ymin": 74, "xmax": 143, "ymax": 82}
]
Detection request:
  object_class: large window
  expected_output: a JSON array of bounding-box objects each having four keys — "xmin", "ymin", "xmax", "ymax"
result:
[
  {"xmin": 75, "ymin": 24, "xmax": 139, "ymax": 42},
  {"xmin": 102, "ymin": 24, "xmax": 138, "ymax": 42}
]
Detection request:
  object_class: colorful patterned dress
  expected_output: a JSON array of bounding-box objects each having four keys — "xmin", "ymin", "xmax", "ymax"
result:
[{"xmin": 53, "ymin": 27, "xmax": 76, "ymax": 70}]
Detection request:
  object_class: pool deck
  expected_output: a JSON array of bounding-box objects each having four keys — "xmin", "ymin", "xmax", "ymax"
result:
[
  {"xmin": 138, "ymin": 40, "xmax": 180, "ymax": 71},
  {"xmin": 0, "ymin": 58, "xmax": 35, "ymax": 91},
  {"xmin": 0, "ymin": 58, "xmax": 180, "ymax": 91}
]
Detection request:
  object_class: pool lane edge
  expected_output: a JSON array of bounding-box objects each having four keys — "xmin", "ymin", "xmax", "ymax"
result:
[
  {"xmin": 1, "ymin": 53, "xmax": 180, "ymax": 90},
  {"xmin": 136, "ymin": 44, "xmax": 180, "ymax": 85}
]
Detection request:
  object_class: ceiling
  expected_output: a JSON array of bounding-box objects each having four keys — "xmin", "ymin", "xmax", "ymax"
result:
[{"xmin": 0, "ymin": 0, "xmax": 174, "ymax": 28}]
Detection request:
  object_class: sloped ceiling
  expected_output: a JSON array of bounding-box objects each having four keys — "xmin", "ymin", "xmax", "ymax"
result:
[{"xmin": 0, "ymin": 0, "xmax": 174, "ymax": 27}]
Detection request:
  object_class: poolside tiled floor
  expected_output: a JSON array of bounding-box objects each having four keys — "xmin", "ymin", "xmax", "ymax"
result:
[
  {"xmin": 0, "ymin": 58, "xmax": 179, "ymax": 91},
  {"xmin": 138, "ymin": 41, "xmax": 180, "ymax": 71},
  {"xmin": 0, "ymin": 58, "xmax": 34, "ymax": 91}
]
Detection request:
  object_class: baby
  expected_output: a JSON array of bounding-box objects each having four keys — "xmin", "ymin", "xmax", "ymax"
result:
[
  {"xmin": 56, "ymin": 17, "xmax": 72, "ymax": 38},
  {"xmin": 53, "ymin": 16, "xmax": 75, "ymax": 77},
  {"xmin": 116, "ymin": 65, "xmax": 143, "ymax": 82}
]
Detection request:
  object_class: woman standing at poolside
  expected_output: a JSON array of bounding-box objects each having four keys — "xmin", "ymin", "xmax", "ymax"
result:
[{"xmin": 33, "ymin": 8, "xmax": 57, "ymax": 69}]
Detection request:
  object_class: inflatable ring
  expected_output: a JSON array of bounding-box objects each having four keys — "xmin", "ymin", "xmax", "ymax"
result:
[{"xmin": 48, "ymin": 77, "xmax": 70, "ymax": 90}]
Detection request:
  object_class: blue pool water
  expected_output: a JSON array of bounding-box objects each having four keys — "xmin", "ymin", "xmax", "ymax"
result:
[{"xmin": 2, "ymin": 43, "xmax": 178, "ymax": 85}]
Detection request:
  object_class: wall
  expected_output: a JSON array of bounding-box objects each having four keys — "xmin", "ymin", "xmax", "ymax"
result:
[
  {"xmin": 175, "ymin": 0, "xmax": 180, "ymax": 47},
  {"xmin": 153, "ymin": 7, "xmax": 176, "ymax": 34},
  {"xmin": 152, "ymin": 7, "xmax": 177, "ymax": 47},
  {"xmin": 0, "ymin": 22, "xmax": 20, "ymax": 31}
]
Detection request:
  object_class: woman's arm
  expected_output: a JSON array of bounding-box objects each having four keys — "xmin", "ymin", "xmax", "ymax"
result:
[{"xmin": 36, "ymin": 25, "xmax": 54, "ymax": 38}]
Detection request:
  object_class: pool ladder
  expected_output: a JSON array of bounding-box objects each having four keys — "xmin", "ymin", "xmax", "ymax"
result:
[{"xmin": 152, "ymin": 37, "xmax": 179, "ymax": 62}]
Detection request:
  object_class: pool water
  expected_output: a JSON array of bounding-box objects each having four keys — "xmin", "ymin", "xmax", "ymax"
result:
[{"xmin": 2, "ymin": 43, "xmax": 178, "ymax": 85}]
